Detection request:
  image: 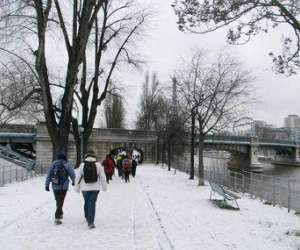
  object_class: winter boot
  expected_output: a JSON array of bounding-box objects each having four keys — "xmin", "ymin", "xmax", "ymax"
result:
[
  {"xmin": 55, "ymin": 219, "xmax": 62, "ymax": 225},
  {"xmin": 88, "ymin": 223, "xmax": 95, "ymax": 229}
]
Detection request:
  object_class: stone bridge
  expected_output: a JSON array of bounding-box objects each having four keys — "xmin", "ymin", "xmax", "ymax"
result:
[
  {"xmin": 1, "ymin": 124, "xmax": 300, "ymax": 172},
  {"xmin": 35, "ymin": 124, "xmax": 158, "ymax": 167},
  {"xmin": 200, "ymin": 135, "xmax": 300, "ymax": 172}
]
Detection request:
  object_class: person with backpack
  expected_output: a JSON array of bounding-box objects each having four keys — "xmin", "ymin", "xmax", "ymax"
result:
[
  {"xmin": 75, "ymin": 150, "xmax": 107, "ymax": 229},
  {"xmin": 45, "ymin": 152, "xmax": 75, "ymax": 225},
  {"xmin": 122, "ymin": 155, "xmax": 132, "ymax": 183},
  {"xmin": 102, "ymin": 154, "xmax": 115, "ymax": 184}
]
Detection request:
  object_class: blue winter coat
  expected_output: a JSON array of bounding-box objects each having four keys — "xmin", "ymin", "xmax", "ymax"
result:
[{"xmin": 45, "ymin": 160, "xmax": 76, "ymax": 191}]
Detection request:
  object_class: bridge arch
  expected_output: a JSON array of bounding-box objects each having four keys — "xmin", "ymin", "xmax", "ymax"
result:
[{"xmin": 110, "ymin": 146, "xmax": 144, "ymax": 163}]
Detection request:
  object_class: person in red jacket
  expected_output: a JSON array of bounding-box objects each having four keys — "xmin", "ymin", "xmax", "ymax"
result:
[{"xmin": 102, "ymin": 154, "xmax": 115, "ymax": 184}]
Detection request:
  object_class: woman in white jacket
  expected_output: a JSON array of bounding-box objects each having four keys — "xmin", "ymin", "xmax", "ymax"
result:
[{"xmin": 75, "ymin": 150, "xmax": 107, "ymax": 229}]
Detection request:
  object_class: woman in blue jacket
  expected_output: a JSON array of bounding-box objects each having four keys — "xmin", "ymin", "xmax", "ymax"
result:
[{"xmin": 45, "ymin": 152, "xmax": 75, "ymax": 225}]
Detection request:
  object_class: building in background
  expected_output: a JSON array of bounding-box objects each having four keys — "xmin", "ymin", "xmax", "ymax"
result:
[
  {"xmin": 284, "ymin": 115, "xmax": 300, "ymax": 141},
  {"xmin": 284, "ymin": 115, "xmax": 300, "ymax": 129},
  {"xmin": 251, "ymin": 120, "xmax": 290, "ymax": 140}
]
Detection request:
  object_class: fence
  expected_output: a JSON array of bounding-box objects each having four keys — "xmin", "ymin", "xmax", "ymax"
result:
[
  {"xmin": 205, "ymin": 167, "xmax": 300, "ymax": 212},
  {"xmin": 0, "ymin": 162, "xmax": 48, "ymax": 187},
  {"xmin": 161, "ymin": 143, "xmax": 300, "ymax": 212}
]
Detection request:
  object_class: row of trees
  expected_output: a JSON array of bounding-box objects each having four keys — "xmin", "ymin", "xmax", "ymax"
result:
[
  {"xmin": 136, "ymin": 51, "xmax": 253, "ymax": 185},
  {"xmin": 136, "ymin": 73, "xmax": 186, "ymax": 171},
  {"xmin": 0, "ymin": 0, "xmax": 148, "ymax": 164}
]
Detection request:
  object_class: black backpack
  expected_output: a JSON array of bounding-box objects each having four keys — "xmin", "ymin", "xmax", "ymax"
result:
[
  {"xmin": 83, "ymin": 161, "xmax": 98, "ymax": 183},
  {"xmin": 51, "ymin": 160, "xmax": 68, "ymax": 185}
]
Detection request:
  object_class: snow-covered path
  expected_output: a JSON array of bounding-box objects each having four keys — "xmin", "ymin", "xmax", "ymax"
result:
[{"xmin": 0, "ymin": 164, "xmax": 300, "ymax": 250}]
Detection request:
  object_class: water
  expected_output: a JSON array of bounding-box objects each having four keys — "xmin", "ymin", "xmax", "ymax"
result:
[
  {"xmin": 203, "ymin": 156, "xmax": 300, "ymax": 211},
  {"xmin": 204, "ymin": 156, "xmax": 300, "ymax": 181}
]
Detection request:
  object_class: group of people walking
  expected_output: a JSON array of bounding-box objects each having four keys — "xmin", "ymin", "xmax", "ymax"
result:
[
  {"xmin": 45, "ymin": 149, "xmax": 139, "ymax": 229},
  {"xmin": 102, "ymin": 151, "xmax": 139, "ymax": 183}
]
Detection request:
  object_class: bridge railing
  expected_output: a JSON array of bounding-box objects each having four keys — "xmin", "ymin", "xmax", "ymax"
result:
[
  {"xmin": 202, "ymin": 134, "xmax": 299, "ymax": 146},
  {"xmin": 204, "ymin": 135, "xmax": 251, "ymax": 142},
  {"xmin": 257, "ymin": 138, "xmax": 297, "ymax": 145},
  {"xmin": 94, "ymin": 128, "xmax": 157, "ymax": 138}
]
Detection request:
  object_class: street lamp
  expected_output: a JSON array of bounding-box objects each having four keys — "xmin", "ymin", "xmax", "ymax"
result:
[{"xmin": 78, "ymin": 126, "xmax": 84, "ymax": 162}]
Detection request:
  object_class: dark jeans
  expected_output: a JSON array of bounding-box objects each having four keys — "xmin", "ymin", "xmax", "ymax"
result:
[
  {"xmin": 117, "ymin": 166, "xmax": 123, "ymax": 177},
  {"xmin": 124, "ymin": 171, "xmax": 130, "ymax": 182},
  {"xmin": 131, "ymin": 166, "xmax": 136, "ymax": 177},
  {"xmin": 53, "ymin": 190, "xmax": 67, "ymax": 219},
  {"xmin": 82, "ymin": 191, "xmax": 99, "ymax": 224},
  {"xmin": 105, "ymin": 173, "xmax": 110, "ymax": 183}
]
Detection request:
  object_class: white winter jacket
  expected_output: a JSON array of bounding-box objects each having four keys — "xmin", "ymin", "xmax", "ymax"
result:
[{"xmin": 75, "ymin": 157, "xmax": 107, "ymax": 192}]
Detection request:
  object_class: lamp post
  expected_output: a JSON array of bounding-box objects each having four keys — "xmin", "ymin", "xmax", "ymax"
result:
[{"xmin": 78, "ymin": 126, "xmax": 84, "ymax": 162}]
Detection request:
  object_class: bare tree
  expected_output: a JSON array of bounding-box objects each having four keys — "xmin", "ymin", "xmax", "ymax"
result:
[
  {"xmin": 136, "ymin": 74, "xmax": 187, "ymax": 170},
  {"xmin": 177, "ymin": 51, "xmax": 254, "ymax": 185},
  {"xmin": 0, "ymin": 59, "xmax": 42, "ymax": 126},
  {"xmin": 104, "ymin": 88, "xmax": 125, "ymax": 129},
  {"xmin": 71, "ymin": 0, "xmax": 148, "ymax": 165},
  {"xmin": 136, "ymin": 72, "xmax": 164, "ymax": 130},
  {"xmin": 0, "ymin": 0, "xmax": 148, "ymax": 162},
  {"xmin": 0, "ymin": 0, "xmax": 107, "ymax": 158},
  {"xmin": 172, "ymin": 0, "xmax": 300, "ymax": 75}
]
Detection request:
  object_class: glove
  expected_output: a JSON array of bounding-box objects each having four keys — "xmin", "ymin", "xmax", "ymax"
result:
[
  {"xmin": 45, "ymin": 186, "xmax": 50, "ymax": 191},
  {"xmin": 72, "ymin": 182, "xmax": 75, "ymax": 186}
]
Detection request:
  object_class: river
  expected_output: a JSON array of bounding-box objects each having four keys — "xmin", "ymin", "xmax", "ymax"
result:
[{"xmin": 203, "ymin": 152, "xmax": 300, "ymax": 180}]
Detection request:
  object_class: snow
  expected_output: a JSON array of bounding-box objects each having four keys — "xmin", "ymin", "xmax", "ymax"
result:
[{"xmin": 1, "ymin": 164, "xmax": 300, "ymax": 250}]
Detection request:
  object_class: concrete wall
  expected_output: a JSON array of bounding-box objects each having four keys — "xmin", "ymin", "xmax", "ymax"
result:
[{"xmin": 36, "ymin": 124, "xmax": 158, "ymax": 167}]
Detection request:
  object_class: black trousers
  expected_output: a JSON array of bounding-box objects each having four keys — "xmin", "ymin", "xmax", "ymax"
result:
[
  {"xmin": 131, "ymin": 166, "xmax": 136, "ymax": 177},
  {"xmin": 117, "ymin": 166, "xmax": 123, "ymax": 177},
  {"xmin": 105, "ymin": 172, "xmax": 110, "ymax": 184},
  {"xmin": 124, "ymin": 171, "xmax": 130, "ymax": 182},
  {"xmin": 53, "ymin": 190, "xmax": 67, "ymax": 219}
]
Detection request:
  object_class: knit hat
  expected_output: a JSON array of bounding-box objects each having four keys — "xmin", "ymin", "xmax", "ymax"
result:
[
  {"xmin": 57, "ymin": 152, "xmax": 66, "ymax": 161},
  {"xmin": 84, "ymin": 150, "xmax": 96, "ymax": 159}
]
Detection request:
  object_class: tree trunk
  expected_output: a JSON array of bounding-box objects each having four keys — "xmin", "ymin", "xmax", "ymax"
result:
[
  {"xmin": 156, "ymin": 137, "xmax": 159, "ymax": 165},
  {"xmin": 71, "ymin": 119, "xmax": 81, "ymax": 167},
  {"xmin": 190, "ymin": 112, "xmax": 195, "ymax": 179},
  {"xmin": 167, "ymin": 142, "xmax": 171, "ymax": 171},
  {"xmin": 198, "ymin": 133, "xmax": 205, "ymax": 186},
  {"xmin": 51, "ymin": 138, "xmax": 68, "ymax": 160},
  {"xmin": 162, "ymin": 143, "xmax": 165, "ymax": 165}
]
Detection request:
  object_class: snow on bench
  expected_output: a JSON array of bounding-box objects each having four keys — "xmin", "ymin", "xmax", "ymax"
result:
[{"xmin": 209, "ymin": 181, "xmax": 240, "ymax": 210}]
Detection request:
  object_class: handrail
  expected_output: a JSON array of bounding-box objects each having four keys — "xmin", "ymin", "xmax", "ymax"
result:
[{"xmin": 0, "ymin": 145, "xmax": 35, "ymax": 170}]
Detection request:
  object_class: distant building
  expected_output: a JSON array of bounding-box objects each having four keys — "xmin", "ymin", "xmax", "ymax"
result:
[
  {"xmin": 284, "ymin": 115, "xmax": 300, "ymax": 129},
  {"xmin": 284, "ymin": 115, "xmax": 300, "ymax": 141},
  {"xmin": 251, "ymin": 120, "xmax": 290, "ymax": 140}
]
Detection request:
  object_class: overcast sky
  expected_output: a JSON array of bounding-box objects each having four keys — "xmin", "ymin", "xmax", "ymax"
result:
[{"xmin": 118, "ymin": 0, "xmax": 300, "ymax": 129}]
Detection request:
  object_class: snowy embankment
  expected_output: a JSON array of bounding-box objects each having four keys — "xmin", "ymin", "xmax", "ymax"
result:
[{"xmin": 0, "ymin": 164, "xmax": 299, "ymax": 250}]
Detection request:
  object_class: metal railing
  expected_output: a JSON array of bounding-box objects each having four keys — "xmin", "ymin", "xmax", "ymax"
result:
[
  {"xmin": 0, "ymin": 165, "xmax": 34, "ymax": 186},
  {"xmin": 0, "ymin": 145, "xmax": 36, "ymax": 170},
  {"xmin": 204, "ymin": 168, "xmax": 300, "ymax": 212},
  {"xmin": 0, "ymin": 161, "xmax": 47, "ymax": 187},
  {"xmin": 204, "ymin": 135, "xmax": 251, "ymax": 143},
  {"xmin": 163, "ymin": 144, "xmax": 300, "ymax": 212}
]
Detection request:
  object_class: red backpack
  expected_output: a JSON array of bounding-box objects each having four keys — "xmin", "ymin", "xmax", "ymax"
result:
[{"xmin": 122, "ymin": 159, "xmax": 131, "ymax": 172}]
